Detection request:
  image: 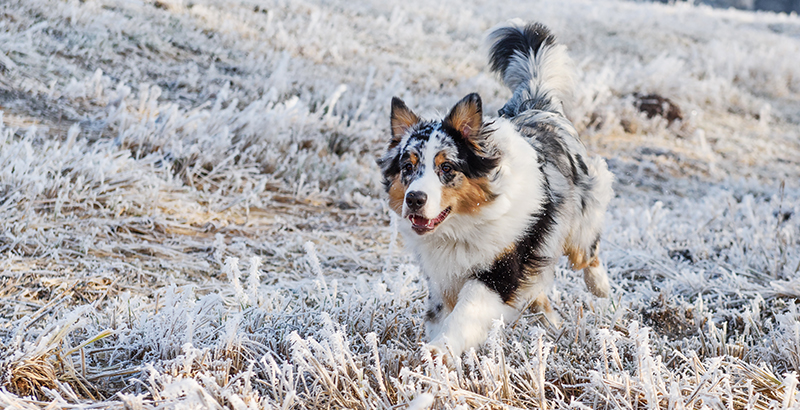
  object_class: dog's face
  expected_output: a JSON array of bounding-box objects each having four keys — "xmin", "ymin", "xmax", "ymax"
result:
[{"xmin": 378, "ymin": 93, "xmax": 499, "ymax": 235}]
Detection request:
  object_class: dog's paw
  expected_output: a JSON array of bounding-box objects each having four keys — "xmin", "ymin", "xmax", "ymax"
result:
[
  {"xmin": 531, "ymin": 293, "xmax": 562, "ymax": 328},
  {"xmin": 421, "ymin": 340, "xmax": 457, "ymax": 368},
  {"xmin": 584, "ymin": 263, "xmax": 610, "ymax": 298},
  {"xmin": 542, "ymin": 307, "xmax": 562, "ymax": 328}
]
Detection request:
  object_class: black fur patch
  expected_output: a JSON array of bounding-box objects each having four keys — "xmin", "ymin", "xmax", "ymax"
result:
[
  {"xmin": 410, "ymin": 122, "xmax": 436, "ymax": 141},
  {"xmin": 588, "ymin": 234, "xmax": 601, "ymax": 260},
  {"xmin": 516, "ymin": 119, "xmax": 576, "ymax": 182},
  {"xmin": 488, "ymin": 23, "xmax": 556, "ymax": 79},
  {"xmin": 572, "ymin": 154, "xmax": 596, "ymax": 214},
  {"xmin": 377, "ymin": 124, "xmax": 434, "ymax": 193},
  {"xmin": 474, "ymin": 179, "xmax": 560, "ymax": 303},
  {"xmin": 440, "ymin": 124, "xmax": 499, "ymax": 179},
  {"xmin": 575, "ymin": 153, "xmax": 589, "ymax": 175},
  {"xmin": 426, "ymin": 303, "xmax": 444, "ymax": 322},
  {"xmin": 500, "ymin": 97, "xmax": 553, "ymax": 118},
  {"xmin": 376, "ymin": 153, "xmax": 400, "ymax": 193}
]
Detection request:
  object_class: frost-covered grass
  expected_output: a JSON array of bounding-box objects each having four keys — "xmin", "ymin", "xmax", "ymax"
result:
[{"xmin": 1, "ymin": 0, "xmax": 799, "ymax": 408}]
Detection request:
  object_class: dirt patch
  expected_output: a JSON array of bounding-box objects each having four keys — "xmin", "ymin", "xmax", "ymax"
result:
[{"xmin": 641, "ymin": 294, "xmax": 696, "ymax": 339}]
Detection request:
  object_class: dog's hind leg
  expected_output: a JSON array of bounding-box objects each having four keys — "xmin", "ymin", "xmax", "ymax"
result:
[
  {"xmin": 566, "ymin": 240, "xmax": 610, "ymax": 297},
  {"xmin": 583, "ymin": 256, "xmax": 610, "ymax": 298}
]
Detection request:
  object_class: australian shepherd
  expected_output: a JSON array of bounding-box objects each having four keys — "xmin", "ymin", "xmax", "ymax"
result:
[{"xmin": 378, "ymin": 21, "xmax": 614, "ymax": 361}]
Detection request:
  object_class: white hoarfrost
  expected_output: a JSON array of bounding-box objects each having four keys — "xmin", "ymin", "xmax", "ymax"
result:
[{"xmin": 0, "ymin": 0, "xmax": 799, "ymax": 408}]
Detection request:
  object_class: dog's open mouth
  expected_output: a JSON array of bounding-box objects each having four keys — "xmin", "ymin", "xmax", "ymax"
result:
[{"xmin": 409, "ymin": 207, "xmax": 451, "ymax": 234}]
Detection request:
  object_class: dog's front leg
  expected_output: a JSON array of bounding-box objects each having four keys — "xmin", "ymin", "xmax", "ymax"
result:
[
  {"xmin": 424, "ymin": 286, "xmax": 448, "ymax": 341},
  {"xmin": 426, "ymin": 279, "xmax": 518, "ymax": 361}
]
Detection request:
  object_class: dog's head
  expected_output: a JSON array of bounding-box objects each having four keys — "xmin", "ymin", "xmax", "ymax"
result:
[{"xmin": 378, "ymin": 93, "xmax": 499, "ymax": 235}]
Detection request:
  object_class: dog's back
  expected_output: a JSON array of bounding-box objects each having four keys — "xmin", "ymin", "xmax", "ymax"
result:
[{"xmin": 487, "ymin": 21, "xmax": 614, "ymax": 298}]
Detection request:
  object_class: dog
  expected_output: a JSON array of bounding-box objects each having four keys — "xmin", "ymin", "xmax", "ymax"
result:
[{"xmin": 378, "ymin": 21, "xmax": 614, "ymax": 361}]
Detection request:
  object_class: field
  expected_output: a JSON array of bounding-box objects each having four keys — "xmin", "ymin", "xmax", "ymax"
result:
[{"xmin": 1, "ymin": 0, "xmax": 800, "ymax": 408}]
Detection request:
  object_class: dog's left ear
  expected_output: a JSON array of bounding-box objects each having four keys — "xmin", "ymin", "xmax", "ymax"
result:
[{"xmin": 444, "ymin": 93, "xmax": 482, "ymax": 142}]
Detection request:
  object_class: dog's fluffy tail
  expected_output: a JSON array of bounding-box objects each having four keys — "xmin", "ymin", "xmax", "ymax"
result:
[{"xmin": 487, "ymin": 20, "xmax": 575, "ymax": 117}]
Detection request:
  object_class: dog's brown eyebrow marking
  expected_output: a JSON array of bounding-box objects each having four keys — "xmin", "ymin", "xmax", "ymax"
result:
[{"xmin": 434, "ymin": 152, "xmax": 448, "ymax": 167}]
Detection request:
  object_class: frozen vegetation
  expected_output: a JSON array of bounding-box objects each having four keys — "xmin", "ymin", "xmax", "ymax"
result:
[
  {"xmin": 648, "ymin": 0, "xmax": 800, "ymax": 13},
  {"xmin": 0, "ymin": 0, "xmax": 799, "ymax": 408}
]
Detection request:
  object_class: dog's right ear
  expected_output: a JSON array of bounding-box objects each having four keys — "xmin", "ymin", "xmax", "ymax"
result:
[
  {"xmin": 443, "ymin": 93, "xmax": 482, "ymax": 143},
  {"xmin": 390, "ymin": 97, "xmax": 419, "ymax": 148}
]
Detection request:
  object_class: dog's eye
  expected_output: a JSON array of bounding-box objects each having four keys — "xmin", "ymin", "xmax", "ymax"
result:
[
  {"xmin": 402, "ymin": 163, "xmax": 414, "ymax": 174},
  {"xmin": 440, "ymin": 163, "xmax": 453, "ymax": 174}
]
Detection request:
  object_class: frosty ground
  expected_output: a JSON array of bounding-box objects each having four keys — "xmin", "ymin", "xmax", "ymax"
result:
[{"xmin": 1, "ymin": 0, "xmax": 800, "ymax": 408}]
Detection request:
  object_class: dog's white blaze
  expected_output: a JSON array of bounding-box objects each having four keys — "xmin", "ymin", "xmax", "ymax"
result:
[{"xmin": 404, "ymin": 136, "xmax": 445, "ymax": 220}]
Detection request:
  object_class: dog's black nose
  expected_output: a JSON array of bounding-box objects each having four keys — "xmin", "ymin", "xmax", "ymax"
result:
[{"xmin": 405, "ymin": 191, "xmax": 427, "ymax": 211}]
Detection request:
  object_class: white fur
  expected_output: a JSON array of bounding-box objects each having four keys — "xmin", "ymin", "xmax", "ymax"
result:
[
  {"xmin": 404, "ymin": 138, "xmax": 445, "ymax": 220},
  {"xmin": 427, "ymin": 280, "xmax": 518, "ymax": 357},
  {"xmin": 508, "ymin": 44, "xmax": 575, "ymax": 112},
  {"xmin": 584, "ymin": 263, "xmax": 610, "ymax": 298}
]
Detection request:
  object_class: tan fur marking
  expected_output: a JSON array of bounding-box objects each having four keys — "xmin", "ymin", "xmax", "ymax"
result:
[
  {"xmin": 530, "ymin": 292, "xmax": 560, "ymax": 327},
  {"xmin": 408, "ymin": 153, "xmax": 418, "ymax": 166},
  {"xmin": 434, "ymin": 152, "xmax": 447, "ymax": 168},
  {"xmin": 445, "ymin": 100, "xmax": 481, "ymax": 146},
  {"xmin": 497, "ymin": 244, "xmax": 516, "ymax": 259},
  {"xmin": 442, "ymin": 288, "xmax": 458, "ymax": 311},
  {"xmin": 388, "ymin": 176, "xmax": 405, "ymax": 215},
  {"xmin": 391, "ymin": 107, "xmax": 419, "ymax": 143},
  {"xmin": 565, "ymin": 246, "xmax": 591, "ymax": 270},
  {"xmin": 530, "ymin": 293, "xmax": 554, "ymax": 317},
  {"xmin": 442, "ymin": 176, "xmax": 495, "ymax": 214}
]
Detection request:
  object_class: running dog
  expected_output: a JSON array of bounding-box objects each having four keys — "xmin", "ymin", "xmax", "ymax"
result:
[{"xmin": 378, "ymin": 21, "xmax": 614, "ymax": 361}]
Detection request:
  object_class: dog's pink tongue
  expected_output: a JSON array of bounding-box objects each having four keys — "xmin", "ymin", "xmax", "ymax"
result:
[{"xmin": 411, "ymin": 215, "xmax": 433, "ymax": 228}]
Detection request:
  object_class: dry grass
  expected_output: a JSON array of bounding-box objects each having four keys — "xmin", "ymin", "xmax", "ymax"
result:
[{"xmin": 1, "ymin": 0, "xmax": 800, "ymax": 408}]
